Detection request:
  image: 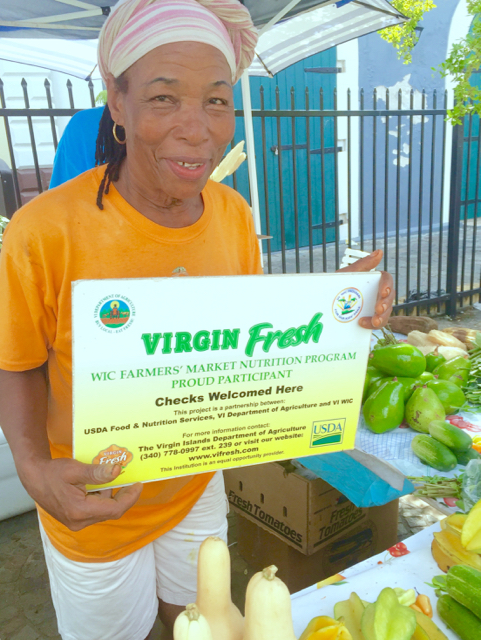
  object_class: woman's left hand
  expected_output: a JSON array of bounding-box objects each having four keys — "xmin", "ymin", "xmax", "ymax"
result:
[{"xmin": 337, "ymin": 249, "xmax": 395, "ymax": 329}]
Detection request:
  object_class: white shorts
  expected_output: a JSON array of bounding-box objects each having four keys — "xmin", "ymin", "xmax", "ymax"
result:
[{"xmin": 39, "ymin": 471, "xmax": 229, "ymax": 640}]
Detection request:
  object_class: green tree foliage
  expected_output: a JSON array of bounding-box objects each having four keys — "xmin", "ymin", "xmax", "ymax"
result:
[
  {"xmin": 438, "ymin": 0, "xmax": 481, "ymax": 123},
  {"xmin": 381, "ymin": 0, "xmax": 481, "ymax": 123},
  {"xmin": 379, "ymin": 0, "xmax": 436, "ymax": 64}
]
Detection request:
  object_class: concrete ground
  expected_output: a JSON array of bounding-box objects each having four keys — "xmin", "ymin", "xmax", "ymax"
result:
[
  {"xmin": 0, "ymin": 308, "xmax": 479, "ymax": 639},
  {"xmin": 264, "ymin": 223, "xmax": 481, "ymax": 312}
]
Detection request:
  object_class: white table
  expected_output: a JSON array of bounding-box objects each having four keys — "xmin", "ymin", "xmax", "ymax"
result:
[{"xmin": 291, "ymin": 522, "xmax": 456, "ymax": 639}]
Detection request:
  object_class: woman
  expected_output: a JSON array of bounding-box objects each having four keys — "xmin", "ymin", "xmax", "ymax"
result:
[{"xmin": 0, "ymin": 1, "xmax": 394, "ymax": 639}]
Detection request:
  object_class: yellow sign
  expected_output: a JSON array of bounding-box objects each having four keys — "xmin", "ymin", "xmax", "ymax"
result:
[{"xmin": 72, "ymin": 272, "xmax": 380, "ymax": 488}]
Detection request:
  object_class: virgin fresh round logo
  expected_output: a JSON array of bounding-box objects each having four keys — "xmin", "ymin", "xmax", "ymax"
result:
[
  {"xmin": 333, "ymin": 288, "xmax": 363, "ymax": 323},
  {"xmin": 94, "ymin": 295, "xmax": 135, "ymax": 333}
]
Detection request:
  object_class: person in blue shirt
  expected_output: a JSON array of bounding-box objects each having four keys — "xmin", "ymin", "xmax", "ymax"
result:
[{"xmin": 49, "ymin": 106, "xmax": 104, "ymax": 188}]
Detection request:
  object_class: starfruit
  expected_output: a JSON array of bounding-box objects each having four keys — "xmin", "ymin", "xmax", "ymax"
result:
[
  {"xmin": 361, "ymin": 587, "xmax": 417, "ymax": 640},
  {"xmin": 442, "ymin": 513, "xmax": 468, "ymax": 536},
  {"xmin": 461, "ymin": 499, "xmax": 481, "ymax": 552},
  {"xmin": 393, "ymin": 588, "xmax": 416, "ymax": 607},
  {"xmin": 299, "ymin": 616, "xmax": 353, "ymax": 640},
  {"xmin": 433, "ymin": 530, "xmax": 481, "ymax": 571},
  {"xmin": 411, "ymin": 610, "xmax": 449, "ymax": 640},
  {"xmin": 334, "ymin": 593, "xmax": 365, "ymax": 640}
]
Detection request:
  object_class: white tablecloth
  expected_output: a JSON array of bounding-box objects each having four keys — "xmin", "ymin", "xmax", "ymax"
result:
[{"xmin": 291, "ymin": 522, "xmax": 456, "ymax": 639}]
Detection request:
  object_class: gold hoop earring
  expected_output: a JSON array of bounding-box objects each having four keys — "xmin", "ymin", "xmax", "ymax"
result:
[{"xmin": 112, "ymin": 123, "xmax": 126, "ymax": 145}]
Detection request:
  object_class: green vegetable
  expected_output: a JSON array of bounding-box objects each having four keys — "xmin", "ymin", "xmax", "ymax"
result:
[
  {"xmin": 455, "ymin": 448, "xmax": 481, "ymax": 466},
  {"xmin": 361, "ymin": 587, "xmax": 416, "ymax": 640},
  {"xmin": 405, "ymin": 386, "xmax": 446, "ymax": 433},
  {"xmin": 364, "ymin": 368, "xmax": 388, "ymax": 402},
  {"xmin": 408, "ymin": 475, "xmax": 463, "ymax": 499},
  {"xmin": 428, "ymin": 420, "xmax": 473, "ymax": 452},
  {"xmin": 464, "ymin": 332, "xmax": 481, "ymax": 407},
  {"xmin": 369, "ymin": 344, "xmax": 426, "ymax": 378},
  {"xmin": 362, "ymin": 380, "xmax": 405, "ymax": 434},
  {"xmin": 448, "ymin": 369, "xmax": 470, "ymax": 388},
  {"xmin": 367, "ymin": 376, "xmax": 417, "ymax": 403},
  {"xmin": 411, "ymin": 435, "xmax": 457, "ymax": 471},
  {"xmin": 434, "ymin": 357, "xmax": 471, "ymax": 381},
  {"xmin": 426, "ymin": 575, "xmax": 448, "ymax": 592},
  {"xmin": 415, "ymin": 371, "xmax": 435, "ymax": 384},
  {"xmin": 446, "ymin": 565, "xmax": 481, "ymax": 619},
  {"xmin": 426, "ymin": 379, "xmax": 466, "ymax": 415},
  {"xmin": 426, "ymin": 350, "xmax": 446, "ymax": 373},
  {"xmin": 436, "ymin": 594, "xmax": 481, "ymax": 640}
]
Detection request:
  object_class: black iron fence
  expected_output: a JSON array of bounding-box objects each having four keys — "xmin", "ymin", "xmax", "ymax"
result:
[{"xmin": 0, "ymin": 77, "xmax": 479, "ymax": 317}]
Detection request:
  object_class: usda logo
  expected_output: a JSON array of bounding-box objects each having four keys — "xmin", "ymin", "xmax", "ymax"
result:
[{"xmin": 310, "ymin": 419, "xmax": 346, "ymax": 447}]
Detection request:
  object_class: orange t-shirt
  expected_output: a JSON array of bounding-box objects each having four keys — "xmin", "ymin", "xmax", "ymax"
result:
[{"xmin": 0, "ymin": 166, "xmax": 262, "ymax": 562}]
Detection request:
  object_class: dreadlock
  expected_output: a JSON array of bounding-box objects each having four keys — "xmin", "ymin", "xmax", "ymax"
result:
[{"xmin": 95, "ymin": 75, "xmax": 128, "ymax": 210}]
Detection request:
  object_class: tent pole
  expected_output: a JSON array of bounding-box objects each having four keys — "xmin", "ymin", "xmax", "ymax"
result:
[
  {"xmin": 241, "ymin": 71, "xmax": 264, "ymax": 265},
  {"xmin": 258, "ymin": 0, "xmax": 304, "ymax": 36}
]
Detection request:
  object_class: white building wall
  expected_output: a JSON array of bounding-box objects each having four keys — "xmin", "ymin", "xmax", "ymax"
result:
[{"xmin": 0, "ymin": 59, "xmax": 102, "ymax": 169}]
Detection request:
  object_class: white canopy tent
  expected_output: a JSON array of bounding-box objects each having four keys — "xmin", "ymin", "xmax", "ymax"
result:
[{"xmin": 0, "ymin": 0, "xmax": 406, "ymax": 236}]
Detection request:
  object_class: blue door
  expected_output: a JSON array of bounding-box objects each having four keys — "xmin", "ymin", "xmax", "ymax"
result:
[
  {"xmin": 462, "ymin": 17, "xmax": 481, "ymax": 220},
  {"xmin": 225, "ymin": 48, "xmax": 338, "ymax": 253}
]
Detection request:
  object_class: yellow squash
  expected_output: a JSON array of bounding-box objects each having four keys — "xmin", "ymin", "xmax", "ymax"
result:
[
  {"xmin": 243, "ymin": 565, "xmax": 297, "ymax": 640},
  {"xmin": 195, "ymin": 536, "xmax": 244, "ymax": 640},
  {"xmin": 173, "ymin": 604, "xmax": 214, "ymax": 640}
]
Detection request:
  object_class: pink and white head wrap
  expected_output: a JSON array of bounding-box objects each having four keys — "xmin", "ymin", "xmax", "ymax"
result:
[{"xmin": 98, "ymin": 0, "xmax": 258, "ymax": 85}]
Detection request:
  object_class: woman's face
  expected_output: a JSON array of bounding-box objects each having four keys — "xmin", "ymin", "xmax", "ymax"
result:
[{"xmin": 108, "ymin": 41, "xmax": 235, "ymax": 201}]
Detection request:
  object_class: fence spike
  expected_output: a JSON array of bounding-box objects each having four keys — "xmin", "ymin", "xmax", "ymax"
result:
[
  {"xmin": 386, "ymin": 88, "xmax": 390, "ymax": 110},
  {"xmin": 398, "ymin": 88, "xmax": 402, "ymax": 109},
  {"xmin": 21, "ymin": 78, "xmax": 27, "ymax": 88},
  {"xmin": 373, "ymin": 87, "xmax": 377, "ymax": 109}
]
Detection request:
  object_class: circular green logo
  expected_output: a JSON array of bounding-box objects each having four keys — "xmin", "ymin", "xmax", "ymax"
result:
[{"xmin": 99, "ymin": 299, "xmax": 131, "ymax": 329}]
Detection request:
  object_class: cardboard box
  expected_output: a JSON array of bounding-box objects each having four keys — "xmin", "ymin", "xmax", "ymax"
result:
[
  {"xmin": 235, "ymin": 503, "xmax": 399, "ymax": 593},
  {"xmin": 224, "ymin": 461, "xmax": 398, "ymax": 558}
]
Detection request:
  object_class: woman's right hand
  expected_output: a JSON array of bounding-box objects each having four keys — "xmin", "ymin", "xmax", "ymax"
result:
[
  {"xmin": 21, "ymin": 457, "xmax": 143, "ymax": 531},
  {"xmin": 0, "ymin": 366, "xmax": 143, "ymax": 531}
]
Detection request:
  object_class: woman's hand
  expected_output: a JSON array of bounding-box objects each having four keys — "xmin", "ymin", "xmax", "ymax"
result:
[
  {"xmin": 22, "ymin": 458, "xmax": 143, "ymax": 531},
  {"xmin": 337, "ymin": 249, "xmax": 395, "ymax": 329}
]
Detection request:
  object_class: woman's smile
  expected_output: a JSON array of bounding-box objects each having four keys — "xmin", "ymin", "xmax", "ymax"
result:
[{"xmin": 163, "ymin": 156, "xmax": 210, "ymax": 181}]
